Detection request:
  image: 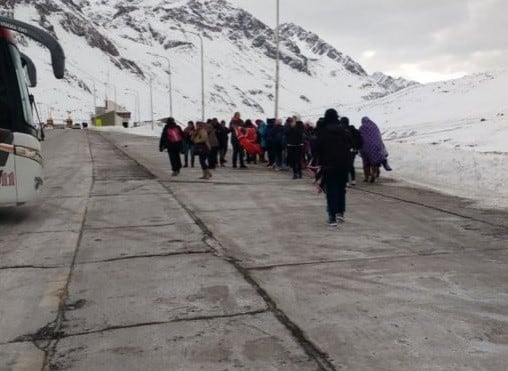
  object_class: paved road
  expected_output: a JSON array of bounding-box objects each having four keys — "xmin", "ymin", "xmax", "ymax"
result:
[{"xmin": 1, "ymin": 129, "xmax": 507, "ymax": 370}]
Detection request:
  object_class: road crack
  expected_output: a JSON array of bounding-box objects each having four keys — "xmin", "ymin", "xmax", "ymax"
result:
[{"xmin": 100, "ymin": 132, "xmax": 338, "ymax": 371}]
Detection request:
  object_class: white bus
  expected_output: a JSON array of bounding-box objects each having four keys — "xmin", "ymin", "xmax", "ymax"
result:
[{"xmin": 0, "ymin": 16, "xmax": 65, "ymax": 205}]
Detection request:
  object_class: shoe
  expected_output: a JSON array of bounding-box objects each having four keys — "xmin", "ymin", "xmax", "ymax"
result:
[
  {"xmin": 275, "ymin": 167, "xmax": 281, "ymax": 172},
  {"xmin": 183, "ymin": 164, "xmax": 188, "ymax": 168},
  {"xmin": 240, "ymin": 165, "xmax": 248, "ymax": 169},
  {"xmin": 337, "ymin": 214, "xmax": 345, "ymax": 223},
  {"xmin": 205, "ymin": 169, "xmax": 212, "ymax": 179},
  {"xmin": 298, "ymin": 172, "xmax": 303, "ymax": 179},
  {"xmin": 327, "ymin": 220, "xmax": 338, "ymax": 227},
  {"xmin": 199, "ymin": 170, "xmax": 207, "ymax": 179},
  {"xmin": 351, "ymin": 180, "xmax": 356, "ymax": 186},
  {"xmin": 369, "ymin": 176, "xmax": 375, "ymax": 183},
  {"xmin": 171, "ymin": 171, "xmax": 178, "ymax": 177},
  {"xmin": 232, "ymin": 165, "xmax": 237, "ymax": 168},
  {"xmin": 292, "ymin": 174, "xmax": 298, "ymax": 180}
]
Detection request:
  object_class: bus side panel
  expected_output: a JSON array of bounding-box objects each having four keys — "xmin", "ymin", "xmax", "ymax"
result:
[
  {"xmin": 13, "ymin": 133, "xmax": 43, "ymax": 204},
  {"xmin": 0, "ymin": 154, "xmax": 18, "ymax": 205}
]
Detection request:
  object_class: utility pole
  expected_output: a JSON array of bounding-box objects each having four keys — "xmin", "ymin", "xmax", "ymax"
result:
[
  {"xmin": 149, "ymin": 75, "xmax": 154, "ymax": 131},
  {"xmin": 91, "ymin": 80, "xmax": 97, "ymax": 116},
  {"xmin": 189, "ymin": 31, "xmax": 205, "ymax": 121},
  {"xmin": 148, "ymin": 52, "xmax": 173, "ymax": 118},
  {"xmin": 274, "ymin": 0, "xmax": 280, "ymax": 120},
  {"xmin": 125, "ymin": 89, "xmax": 140, "ymax": 124}
]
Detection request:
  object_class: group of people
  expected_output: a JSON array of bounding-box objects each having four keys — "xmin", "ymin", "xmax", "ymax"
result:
[{"xmin": 159, "ymin": 110, "xmax": 391, "ymax": 226}]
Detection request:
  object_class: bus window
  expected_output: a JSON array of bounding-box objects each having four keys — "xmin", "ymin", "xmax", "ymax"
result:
[
  {"xmin": 10, "ymin": 44, "xmax": 33, "ymax": 128},
  {"xmin": 0, "ymin": 45, "xmax": 11, "ymax": 131}
]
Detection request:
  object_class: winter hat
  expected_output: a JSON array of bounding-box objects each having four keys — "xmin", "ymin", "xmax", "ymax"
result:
[
  {"xmin": 339, "ymin": 117, "xmax": 350, "ymax": 126},
  {"xmin": 324, "ymin": 108, "xmax": 339, "ymax": 122},
  {"xmin": 166, "ymin": 117, "xmax": 176, "ymax": 125}
]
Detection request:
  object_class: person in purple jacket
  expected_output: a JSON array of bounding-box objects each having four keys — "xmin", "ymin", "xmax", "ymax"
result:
[{"xmin": 359, "ymin": 116, "xmax": 389, "ymax": 183}]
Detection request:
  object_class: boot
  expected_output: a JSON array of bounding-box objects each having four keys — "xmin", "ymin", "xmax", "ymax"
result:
[
  {"xmin": 199, "ymin": 170, "xmax": 207, "ymax": 179},
  {"xmin": 363, "ymin": 166, "xmax": 370, "ymax": 182},
  {"xmin": 205, "ymin": 169, "xmax": 212, "ymax": 179}
]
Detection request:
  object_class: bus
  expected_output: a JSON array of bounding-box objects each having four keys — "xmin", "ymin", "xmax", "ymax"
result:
[{"xmin": 0, "ymin": 16, "xmax": 65, "ymax": 205}]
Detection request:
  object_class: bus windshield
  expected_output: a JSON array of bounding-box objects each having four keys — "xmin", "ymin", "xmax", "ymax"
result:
[
  {"xmin": 0, "ymin": 37, "xmax": 36, "ymax": 136},
  {"xmin": 10, "ymin": 44, "xmax": 33, "ymax": 127}
]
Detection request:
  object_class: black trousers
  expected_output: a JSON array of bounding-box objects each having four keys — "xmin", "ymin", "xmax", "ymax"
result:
[
  {"xmin": 350, "ymin": 153, "xmax": 357, "ymax": 181},
  {"xmin": 287, "ymin": 146, "xmax": 303, "ymax": 175},
  {"xmin": 208, "ymin": 147, "xmax": 219, "ymax": 169},
  {"xmin": 168, "ymin": 149, "xmax": 182, "ymax": 172},
  {"xmin": 232, "ymin": 143, "xmax": 245, "ymax": 167}
]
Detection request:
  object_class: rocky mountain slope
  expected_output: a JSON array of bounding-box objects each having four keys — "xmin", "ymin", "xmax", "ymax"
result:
[{"xmin": 4, "ymin": 0, "xmax": 415, "ymax": 122}]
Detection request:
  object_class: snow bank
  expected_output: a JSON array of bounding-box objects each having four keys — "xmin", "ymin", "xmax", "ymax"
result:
[{"xmin": 385, "ymin": 141, "xmax": 508, "ymax": 209}]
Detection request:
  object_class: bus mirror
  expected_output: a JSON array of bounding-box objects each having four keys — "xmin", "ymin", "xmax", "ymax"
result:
[{"xmin": 20, "ymin": 52, "xmax": 37, "ymax": 87}]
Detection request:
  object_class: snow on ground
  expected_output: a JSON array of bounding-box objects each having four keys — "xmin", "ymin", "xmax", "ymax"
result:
[{"xmin": 346, "ymin": 69, "xmax": 508, "ymax": 209}]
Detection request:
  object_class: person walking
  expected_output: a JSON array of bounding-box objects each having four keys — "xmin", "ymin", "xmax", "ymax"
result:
[
  {"xmin": 284, "ymin": 117, "xmax": 304, "ymax": 179},
  {"xmin": 272, "ymin": 119, "xmax": 285, "ymax": 171},
  {"xmin": 359, "ymin": 116, "xmax": 387, "ymax": 183},
  {"xmin": 159, "ymin": 117, "xmax": 184, "ymax": 177},
  {"xmin": 192, "ymin": 121, "xmax": 212, "ymax": 180},
  {"xmin": 229, "ymin": 112, "xmax": 247, "ymax": 169},
  {"xmin": 339, "ymin": 116, "xmax": 363, "ymax": 186},
  {"xmin": 206, "ymin": 119, "xmax": 220, "ymax": 170},
  {"xmin": 265, "ymin": 118, "xmax": 276, "ymax": 167},
  {"xmin": 256, "ymin": 119, "xmax": 268, "ymax": 163},
  {"xmin": 182, "ymin": 121, "xmax": 196, "ymax": 168},
  {"xmin": 314, "ymin": 109, "xmax": 353, "ymax": 226},
  {"xmin": 217, "ymin": 120, "xmax": 230, "ymax": 167}
]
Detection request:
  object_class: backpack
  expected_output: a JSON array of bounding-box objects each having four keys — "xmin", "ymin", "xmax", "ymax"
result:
[{"xmin": 167, "ymin": 127, "xmax": 182, "ymax": 144}]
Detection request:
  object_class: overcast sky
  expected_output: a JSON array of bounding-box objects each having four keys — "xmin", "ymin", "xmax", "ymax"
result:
[{"xmin": 228, "ymin": 0, "xmax": 507, "ymax": 83}]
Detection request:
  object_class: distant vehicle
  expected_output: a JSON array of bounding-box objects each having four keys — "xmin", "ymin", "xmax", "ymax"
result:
[
  {"xmin": 0, "ymin": 16, "xmax": 65, "ymax": 205},
  {"xmin": 72, "ymin": 123, "xmax": 81, "ymax": 129}
]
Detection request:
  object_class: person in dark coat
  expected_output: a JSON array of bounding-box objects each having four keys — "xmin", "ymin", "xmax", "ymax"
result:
[
  {"xmin": 159, "ymin": 117, "xmax": 184, "ymax": 176},
  {"xmin": 217, "ymin": 120, "xmax": 230, "ymax": 167},
  {"xmin": 271, "ymin": 119, "xmax": 285, "ymax": 170},
  {"xmin": 314, "ymin": 109, "xmax": 353, "ymax": 226},
  {"xmin": 229, "ymin": 112, "xmax": 247, "ymax": 169},
  {"xmin": 284, "ymin": 117, "xmax": 304, "ymax": 179},
  {"xmin": 339, "ymin": 116, "xmax": 363, "ymax": 186},
  {"xmin": 265, "ymin": 118, "xmax": 276, "ymax": 167}
]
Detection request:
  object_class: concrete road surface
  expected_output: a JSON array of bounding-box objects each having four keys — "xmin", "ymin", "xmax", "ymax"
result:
[{"xmin": 0, "ymin": 129, "xmax": 507, "ymax": 371}]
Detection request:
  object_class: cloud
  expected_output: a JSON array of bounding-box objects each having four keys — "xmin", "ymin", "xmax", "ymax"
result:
[{"xmin": 227, "ymin": 0, "xmax": 508, "ymax": 82}]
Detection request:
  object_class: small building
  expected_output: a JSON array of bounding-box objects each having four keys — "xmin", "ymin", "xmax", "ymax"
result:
[{"xmin": 93, "ymin": 100, "xmax": 131, "ymax": 127}]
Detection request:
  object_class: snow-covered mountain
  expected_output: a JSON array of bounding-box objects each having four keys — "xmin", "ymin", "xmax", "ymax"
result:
[
  {"xmin": 371, "ymin": 72, "xmax": 419, "ymax": 94},
  {"xmin": 4, "ymin": 0, "xmax": 411, "ymax": 122}
]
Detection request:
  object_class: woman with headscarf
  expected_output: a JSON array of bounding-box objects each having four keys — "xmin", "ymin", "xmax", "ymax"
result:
[
  {"xmin": 191, "ymin": 121, "xmax": 212, "ymax": 180},
  {"xmin": 359, "ymin": 117, "xmax": 387, "ymax": 183}
]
